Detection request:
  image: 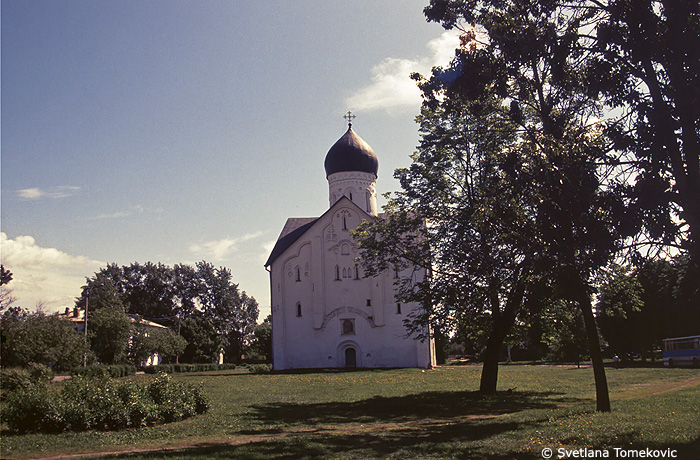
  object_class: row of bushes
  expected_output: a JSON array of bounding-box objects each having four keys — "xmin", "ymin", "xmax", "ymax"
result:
[
  {"xmin": 143, "ymin": 363, "xmax": 239, "ymax": 374},
  {"xmin": 72, "ymin": 364, "xmax": 137, "ymax": 379},
  {"xmin": 1, "ymin": 373, "xmax": 210, "ymax": 433}
]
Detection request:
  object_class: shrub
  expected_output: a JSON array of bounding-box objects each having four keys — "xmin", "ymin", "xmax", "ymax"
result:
[
  {"xmin": 248, "ymin": 363, "xmax": 271, "ymax": 374},
  {"xmin": 27, "ymin": 363, "xmax": 55, "ymax": 383},
  {"xmin": 72, "ymin": 364, "xmax": 136, "ymax": 379},
  {"xmin": 0, "ymin": 373, "xmax": 210, "ymax": 433},
  {"xmin": 0, "ymin": 368, "xmax": 34, "ymax": 395}
]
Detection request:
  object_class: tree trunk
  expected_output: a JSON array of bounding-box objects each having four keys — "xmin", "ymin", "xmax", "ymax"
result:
[
  {"xmin": 578, "ymin": 290, "xmax": 611, "ymax": 412},
  {"xmin": 479, "ymin": 321, "xmax": 507, "ymax": 394}
]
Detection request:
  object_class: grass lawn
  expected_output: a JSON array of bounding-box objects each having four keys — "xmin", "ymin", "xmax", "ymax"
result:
[{"xmin": 1, "ymin": 364, "xmax": 699, "ymax": 459}]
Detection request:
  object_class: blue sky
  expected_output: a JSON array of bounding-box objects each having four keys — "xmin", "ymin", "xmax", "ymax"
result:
[{"xmin": 1, "ymin": 0, "xmax": 460, "ymax": 318}]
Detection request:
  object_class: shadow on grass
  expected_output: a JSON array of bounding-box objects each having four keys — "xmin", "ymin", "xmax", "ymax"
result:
[
  {"xmin": 102, "ymin": 434, "xmax": 700, "ymax": 460},
  {"xmin": 241, "ymin": 390, "xmax": 577, "ymax": 432}
]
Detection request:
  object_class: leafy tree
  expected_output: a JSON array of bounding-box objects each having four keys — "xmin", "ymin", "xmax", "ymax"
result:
[
  {"xmin": 355, "ymin": 98, "xmax": 536, "ymax": 395},
  {"xmin": 0, "ymin": 309, "xmax": 84, "ymax": 371},
  {"xmin": 597, "ymin": 256, "xmax": 700, "ymax": 359},
  {"xmin": 195, "ymin": 262, "xmax": 259, "ymax": 364},
  {"xmin": 88, "ymin": 308, "xmax": 131, "ymax": 364},
  {"xmin": 0, "ymin": 265, "xmax": 17, "ymax": 311},
  {"xmin": 79, "ymin": 261, "xmax": 260, "ymax": 364},
  {"xmin": 592, "ymin": 1, "xmax": 700, "ymax": 258},
  {"xmin": 417, "ymin": 0, "xmax": 646, "ymax": 412},
  {"xmin": 248, "ymin": 315, "xmax": 272, "ymax": 362},
  {"xmin": 179, "ymin": 314, "xmax": 221, "ymax": 363},
  {"xmin": 540, "ymin": 301, "xmax": 589, "ymax": 366},
  {"xmin": 129, "ymin": 325, "xmax": 187, "ymax": 365}
]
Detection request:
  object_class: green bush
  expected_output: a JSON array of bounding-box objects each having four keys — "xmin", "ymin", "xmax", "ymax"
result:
[
  {"xmin": 1, "ymin": 364, "xmax": 54, "ymax": 398},
  {"xmin": 248, "ymin": 363, "xmax": 271, "ymax": 374},
  {"xmin": 0, "ymin": 368, "xmax": 34, "ymax": 395},
  {"xmin": 72, "ymin": 364, "xmax": 136, "ymax": 379},
  {"xmin": 27, "ymin": 363, "xmax": 55, "ymax": 383},
  {"xmin": 0, "ymin": 373, "xmax": 210, "ymax": 433}
]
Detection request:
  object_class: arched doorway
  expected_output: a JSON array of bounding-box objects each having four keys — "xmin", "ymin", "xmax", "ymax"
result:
[{"xmin": 344, "ymin": 347, "xmax": 357, "ymax": 368}]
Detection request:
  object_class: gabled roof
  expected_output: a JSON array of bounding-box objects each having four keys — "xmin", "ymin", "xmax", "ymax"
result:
[
  {"xmin": 264, "ymin": 218, "xmax": 319, "ymax": 267},
  {"xmin": 265, "ymin": 196, "xmax": 373, "ymax": 268}
]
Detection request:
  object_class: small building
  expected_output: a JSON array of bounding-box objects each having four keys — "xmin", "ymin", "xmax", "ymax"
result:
[
  {"xmin": 265, "ymin": 118, "xmax": 436, "ymax": 370},
  {"xmin": 58, "ymin": 307, "xmax": 168, "ymax": 366}
]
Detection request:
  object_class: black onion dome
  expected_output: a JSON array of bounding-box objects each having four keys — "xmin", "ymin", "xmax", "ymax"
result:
[{"xmin": 324, "ymin": 127, "xmax": 379, "ymax": 177}]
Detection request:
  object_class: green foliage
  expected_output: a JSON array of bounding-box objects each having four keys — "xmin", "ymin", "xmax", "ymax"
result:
[
  {"xmin": 247, "ymin": 363, "xmax": 271, "ymax": 374},
  {"xmin": 79, "ymin": 261, "xmax": 259, "ymax": 364},
  {"xmin": 248, "ymin": 315, "xmax": 272, "ymax": 362},
  {"xmin": 597, "ymin": 256, "xmax": 700, "ymax": 359},
  {"xmin": 540, "ymin": 301, "xmax": 589, "ymax": 364},
  {"xmin": 88, "ymin": 307, "xmax": 132, "ymax": 364},
  {"xmin": 142, "ymin": 363, "xmax": 235, "ymax": 374},
  {"xmin": 128, "ymin": 325, "xmax": 187, "ymax": 365},
  {"xmin": 72, "ymin": 364, "xmax": 136, "ymax": 379},
  {"xmin": 0, "ymin": 309, "xmax": 84, "ymax": 371},
  {"xmin": 0, "ymin": 373, "xmax": 210, "ymax": 433}
]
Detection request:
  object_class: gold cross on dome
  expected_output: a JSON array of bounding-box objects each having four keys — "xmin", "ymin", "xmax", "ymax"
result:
[{"xmin": 343, "ymin": 111, "xmax": 356, "ymax": 127}]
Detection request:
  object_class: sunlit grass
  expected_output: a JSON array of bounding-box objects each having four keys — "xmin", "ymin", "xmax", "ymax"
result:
[{"xmin": 1, "ymin": 365, "xmax": 698, "ymax": 459}]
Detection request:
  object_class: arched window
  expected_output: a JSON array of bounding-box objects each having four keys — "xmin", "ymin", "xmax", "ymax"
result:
[
  {"xmin": 342, "ymin": 267, "xmax": 347, "ymax": 278},
  {"xmin": 342, "ymin": 215, "xmax": 348, "ymax": 230},
  {"xmin": 354, "ymin": 265, "xmax": 360, "ymax": 280},
  {"xmin": 295, "ymin": 266, "xmax": 301, "ymax": 282},
  {"xmin": 396, "ymin": 303, "xmax": 402, "ymax": 314},
  {"xmin": 366, "ymin": 191, "xmax": 371, "ymax": 212},
  {"xmin": 342, "ymin": 319, "xmax": 355, "ymax": 335},
  {"xmin": 296, "ymin": 302, "xmax": 302, "ymax": 317}
]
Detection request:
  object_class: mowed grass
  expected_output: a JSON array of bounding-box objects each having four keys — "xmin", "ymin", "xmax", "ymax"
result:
[{"xmin": 1, "ymin": 365, "xmax": 699, "ymax": 459}]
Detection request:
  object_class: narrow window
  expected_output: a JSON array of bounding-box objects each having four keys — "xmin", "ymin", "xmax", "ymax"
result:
[
  {"xmin": 335, "ymin": 265, "xmax": 341, "ymax": 280},
  {"xmin": 366, "ymin": 191, "xmax": 371, "ymax": 212},
  {"xmin": 295, "ymin": 266, "xmax": 301, "ymax": 282},
  {"xmin": 396, "ymin": 303, "xmax": 402, "ymax": 314},
  {"xmin": 349, "ymin": 192, "xmax": 353, "ymax": 201},
  {"xmin": 296, "ymin": 302, "xmax": 302, "ymax": 317},
  {"xmin": 342, "ymin": 215, "xmax": 347, "ymax": 230},
  {"xmin": 342, "ymin": 267, "xmax": 347, "ymax": 278},
  {"xmin": 366, "ymin": 299, "xmax": 371, "ymax": 307},
  {"xmin": 354, "ymin": 265, "xmax": 360, "ymax": 279}
]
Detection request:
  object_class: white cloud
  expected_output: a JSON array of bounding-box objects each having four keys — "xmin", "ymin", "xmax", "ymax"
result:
[
  {"xmin": 16, "ymin": 186, "xmax": 80, "ymax": 200},
  {"xmin": 189, "ymin": 231, "xmax": 266, "ymax": 261},
  {"xmin": 0, "ymin": 232, "xmax": 105, "ymax": 312},
  {"xmin": 345, "ymin": 30, "xmax": 462, "ymax": 113}
]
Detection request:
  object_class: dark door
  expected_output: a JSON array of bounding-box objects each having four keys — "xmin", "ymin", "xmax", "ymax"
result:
[{"xmin": 344, "ymin": 347, "xmax": 357, "ymax": 368}]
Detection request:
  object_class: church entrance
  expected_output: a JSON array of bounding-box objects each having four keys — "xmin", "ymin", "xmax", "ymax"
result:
[{"xmin": 344, "ymin": 347, "xmax": 357, "ymax": 368}]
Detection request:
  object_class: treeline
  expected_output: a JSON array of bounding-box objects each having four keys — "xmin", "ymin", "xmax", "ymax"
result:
[
  {"xmin": 0, "ymin": 262, "xmax": 272, "ymax": 371},
  {"xmin": 445, "ymin": 255, "xmax": 698, "ymax": 366},
  {"xmin": 77, "ymin": 261, "xmax": 260, "ymax": 364}
]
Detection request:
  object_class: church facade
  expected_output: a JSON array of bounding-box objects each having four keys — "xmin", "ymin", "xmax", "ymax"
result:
[{"xmin": 265, "ymin": 120, "xmax": 435, "ymax": 370}]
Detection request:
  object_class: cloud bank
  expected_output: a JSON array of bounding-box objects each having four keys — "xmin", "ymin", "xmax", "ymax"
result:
[
  {"xmin": 1, "ymin": 232, "xmax": 105, "ymax": 312},
  {"xmin": 345, "ymin": 30, "xmax": 462, "ymax": 113}
]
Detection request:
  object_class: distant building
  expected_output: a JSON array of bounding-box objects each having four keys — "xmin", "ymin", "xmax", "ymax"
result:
[
  {"xmin": 58, "ymin": 307, "xmax": 168, "ymax": 366},
  {"xmin": 265, "ymin": 118, "xmax": 435, "ymax": 370}
]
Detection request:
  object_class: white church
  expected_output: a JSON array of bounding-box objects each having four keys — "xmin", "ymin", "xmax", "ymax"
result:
[{"xmin": 265, "ymin": 116, "xmax": 436, "ymax": 370}]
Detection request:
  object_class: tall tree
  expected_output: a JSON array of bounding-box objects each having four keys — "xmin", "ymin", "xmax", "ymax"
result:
[
  {"xmin": 355, "ymin": 97, "xmax": 537, "ymax": 394},
  {"xmin": 593, "ymin": 0, "xmax": 700, "ymax": 259}
]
